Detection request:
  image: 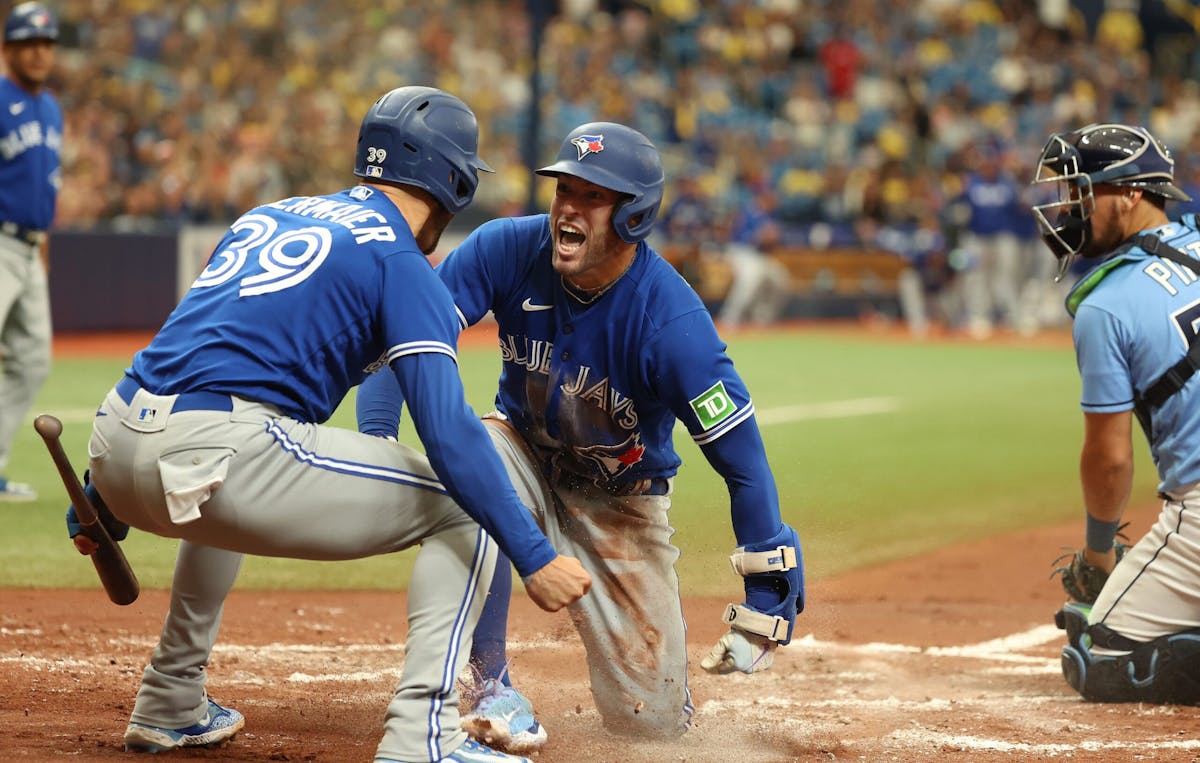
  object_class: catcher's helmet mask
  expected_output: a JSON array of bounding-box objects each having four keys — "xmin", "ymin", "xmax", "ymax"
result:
[
  {"xmin": 353, "ymin": 86, "xmax": 492, "ymax": 214},
  {"xmin": 1032, "ymin": 123, "xmax": 1192, "ymax": 280},
  {"xmin": 537, "ymin": 122, "xmax": 665, "ymax": 243}
]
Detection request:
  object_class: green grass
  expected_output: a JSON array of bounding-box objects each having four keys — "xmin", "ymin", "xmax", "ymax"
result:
[{"xmin": 1, "ymin": 329, "xmax": 1158, "ymax": 594}]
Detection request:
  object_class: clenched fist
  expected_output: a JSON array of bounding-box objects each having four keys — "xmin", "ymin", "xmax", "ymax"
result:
[{"xmin": 523, "ymin": 554, "xmax": 591, "ymax": 611}]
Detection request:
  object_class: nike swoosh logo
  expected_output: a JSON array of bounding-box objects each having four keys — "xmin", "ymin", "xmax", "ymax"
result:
[
  {"xmin": 521, "ymin": 298, "xmax": 553, "ymax": 312},
  {"xmin": 9, "ymin": 102, "xmax": 25, "ymax": 116}
]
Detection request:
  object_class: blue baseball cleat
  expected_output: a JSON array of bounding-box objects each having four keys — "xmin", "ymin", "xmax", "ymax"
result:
[
  {"xmin": 459, "ymin": 669, "xmax": 547, "ymax": 755},
  {"xmin": 123, "ymin": 698, "xmax": 244, "ymax": 753}
]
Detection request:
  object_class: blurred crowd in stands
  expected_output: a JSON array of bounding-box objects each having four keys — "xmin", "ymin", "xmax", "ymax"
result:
[{"xmin": 33, "ymin": 0, "xmax": 1200, "ymax": 334}]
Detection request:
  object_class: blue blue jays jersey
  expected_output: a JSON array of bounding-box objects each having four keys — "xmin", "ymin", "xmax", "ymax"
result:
[
  {"xmin": 438, "ymin": 214, "xmax": 759, "ymax": 489},
  {"xmin": 1067, "ymin": 215, "xmax": 1200, "ymax": 492},
  {"xmin": 130, "ymin": 186, "xmax": 557, "ymax": 574},
  {"xmin": 131, "ymin": 186, "xmax": 459, "ymax": 423},
  {"xmin": 0, "ymin": 77, "xmax": 62, "ymax": 230},
  {"xmin": 961, "ymin": 172, "xmax": 1026, "ymax": 237}
]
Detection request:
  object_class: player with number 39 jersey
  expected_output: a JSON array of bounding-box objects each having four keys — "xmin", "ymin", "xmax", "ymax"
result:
[
  {"xmin": 133, "ymin": 187, "xmax": 462, "ymax": 425},
  {"xmin": 78, "ymin": 87, "xmax": 590, "ymax": 763}
]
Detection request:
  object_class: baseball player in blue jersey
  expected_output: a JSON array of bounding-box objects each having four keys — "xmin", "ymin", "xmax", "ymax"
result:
[
  {"xmin": 0, "ymin": 2, "xmax": 61, "ymax": 501},
  {"xmin": 67, "ymin": 86, "xmax": 591, "ymax": 763},
  {"xmin": 1032, "ymin": 123, "xmax": 1200, "ymax": 704},
  {"xmin": 357, "ymin": 122, "xmax": 803, "ymax": 752},
  {"xmin": 955, "ymin": 144, "xmax": 1028, "ymax": 337}
]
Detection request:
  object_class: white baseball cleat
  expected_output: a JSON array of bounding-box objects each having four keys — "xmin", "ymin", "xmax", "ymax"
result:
[{"xmin": 123, "ymin": 698, "xmax": 244, "ymax": 752}]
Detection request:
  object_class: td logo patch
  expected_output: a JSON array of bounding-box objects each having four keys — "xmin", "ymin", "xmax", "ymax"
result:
[{"xmin": 690, "ymin": 381, "xmax": 736, "ymax": 429}]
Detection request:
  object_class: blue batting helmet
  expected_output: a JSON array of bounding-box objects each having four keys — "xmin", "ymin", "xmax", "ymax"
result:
[
  {"xmin": 4, "ymin": 2, "xmax": 58, "ymax": 42},
  {"xmin": 536, "ymin": 122, "xmax": 664, "ymax": 243},
  {"xmin": 353, "ymin": 86, "xmax": 492, "ymax": 214}
]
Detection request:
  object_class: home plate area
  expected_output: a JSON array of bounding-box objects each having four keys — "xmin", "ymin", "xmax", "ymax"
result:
[{"xmin": 4, "ymin": 507, "xmax": 1199, "ymax": 763}]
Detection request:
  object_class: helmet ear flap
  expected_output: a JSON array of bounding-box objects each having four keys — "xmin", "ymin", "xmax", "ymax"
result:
[{"xmin": 613, "ymin": 197, "xmax": 659, "ymax": 243}]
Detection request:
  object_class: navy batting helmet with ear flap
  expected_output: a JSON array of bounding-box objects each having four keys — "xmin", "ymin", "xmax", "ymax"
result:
[
  {"xmin": 536, "ymin": 122, "xmax": 664, "ymax": 243},
  {"xmin": 354, "ymin": 86, "xmax": 493, "ymax": 214},
  {"xmin": 4, "ymin": 2, "xmax": 58, "ymax": 42}
]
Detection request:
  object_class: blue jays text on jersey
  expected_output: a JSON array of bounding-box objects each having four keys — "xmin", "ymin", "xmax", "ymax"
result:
[
  {"xmin": 1067, "ymin": 214, "xmax": 1200, "ymax": 493},
  {"xmin": 0, "ymin": 76, "xmax": 61, "ymax": 230}
]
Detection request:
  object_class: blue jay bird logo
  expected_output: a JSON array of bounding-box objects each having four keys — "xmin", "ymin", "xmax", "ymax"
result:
[
  {"xmin": 571, "ymin": 134, "xmax": 605, "ymax": 161},
  {"xmin": 28, "ymin": 8, "xmax": 52, "ymax": 30}
]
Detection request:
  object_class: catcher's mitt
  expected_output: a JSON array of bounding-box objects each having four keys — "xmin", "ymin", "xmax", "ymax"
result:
[{"xmin": 1051, "ymin": 539, "xmax": 1129, "ymax": 604}]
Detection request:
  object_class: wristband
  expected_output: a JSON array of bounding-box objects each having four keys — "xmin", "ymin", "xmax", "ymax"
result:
[{"xmin": 1086, "ymin": 515, "xmax": 1120, "ymax": 553}]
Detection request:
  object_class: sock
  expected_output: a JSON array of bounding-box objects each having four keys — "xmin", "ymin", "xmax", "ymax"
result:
[{"xmin": 470, "ymin": 551, "xmax": 514, "ymax": 687}]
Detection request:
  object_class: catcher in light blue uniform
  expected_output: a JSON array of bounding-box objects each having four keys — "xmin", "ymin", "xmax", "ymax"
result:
[
  {"xmin": 1032, "ymin": 123, "xmax": 1200, "ymax": 704},
  {"xmin": 358, "ymin": 123, "xmax": 803, "ymax": 751},
  {"xmin": 70, "ymin": 86, "xmax": 590, "ymax": 763},
  {"xmin": 0, "ymin": 2, "xmax": 61, "ymax": 501}
]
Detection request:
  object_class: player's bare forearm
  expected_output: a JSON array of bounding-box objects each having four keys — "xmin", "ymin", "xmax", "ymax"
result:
[
  {"xmin": 1080, "ymin": 411, "xmax": 1134, "ymax": 523},
  {"xmin": 522, "ymin": 554, "xmax": 591, "ymax": 612},
  {"xmin": 1078, "ymin": 411, "xmax": 1134, "ymax": 575}
]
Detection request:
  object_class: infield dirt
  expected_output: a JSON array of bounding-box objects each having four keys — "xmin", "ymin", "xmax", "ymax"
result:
[{"xmin": 4, "ymin": 499, "xmax": 1197, "ymax": 762}]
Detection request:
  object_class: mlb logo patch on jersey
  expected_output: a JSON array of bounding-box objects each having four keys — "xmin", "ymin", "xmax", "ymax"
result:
[{"xmin": 571, "ymin": 134, "xmax": 605, "ymax": 161}]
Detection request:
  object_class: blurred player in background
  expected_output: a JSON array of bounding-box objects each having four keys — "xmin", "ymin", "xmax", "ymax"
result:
[
  {"xmin": 70, "ymin": 86, "xmax": 589, "ymax": 763},
  {"xmin": 954, "ymin": 141, "xmax": 1027, "ymax": 338},
  {"xmin": 0, "ymin": 2, "xmax": 60, "ymax": 500},
  {"xmin": 1032, "ymin": 122, "xmax": 1200, "ymax": 704},
  {"xmin": 716, "ymin": 180, "xmax": 792, "ymax": 329},
  {"xmin": 357, "ymin": 122, "xmax": 803, "ymax": 753}
]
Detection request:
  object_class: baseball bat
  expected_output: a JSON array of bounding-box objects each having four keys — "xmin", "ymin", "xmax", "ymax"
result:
[{"xmin": 33, "ymin": 414, "xmax": 140, "ymax": 606}]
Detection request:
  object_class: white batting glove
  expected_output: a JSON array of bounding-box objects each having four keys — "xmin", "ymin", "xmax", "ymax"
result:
[{"xmin": 700, "ymin": 629, "xmax": 777, "ymax": 675}]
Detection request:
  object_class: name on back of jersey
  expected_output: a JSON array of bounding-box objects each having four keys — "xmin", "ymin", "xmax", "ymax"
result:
[
  {"xmin": 1142, "ymin": 229, "xmax": 1200, "ymax": 297},
  {"xmin": 267, "ymin": 195, "xmax": 397, "ymax": 244}
]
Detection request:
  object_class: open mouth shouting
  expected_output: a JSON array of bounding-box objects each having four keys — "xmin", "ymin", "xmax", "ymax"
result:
[{"xmin": 556, "ymin": 222, "xmax": 586, "ymax": 257}]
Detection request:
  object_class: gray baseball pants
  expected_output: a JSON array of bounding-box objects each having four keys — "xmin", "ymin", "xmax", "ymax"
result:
[
  {"xmin": 482, "ymin": 416, "xmax": 693, "ymax": 738},
  {"xmin": 88, "ymin": 380, "xmax": 496, "ymax": 762},
  {"xmin": 0, "ymin": 234, "xmax": 51, "ymax": 472}
]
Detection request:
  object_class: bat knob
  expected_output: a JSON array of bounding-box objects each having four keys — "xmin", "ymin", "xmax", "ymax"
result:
[{"xmin": 33, "ymin": 414, "xmax": 63, "ymax": 440}]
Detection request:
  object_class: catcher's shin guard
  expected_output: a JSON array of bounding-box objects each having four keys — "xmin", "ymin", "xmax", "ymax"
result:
[{"xmin": 1057, "ymin": 607, "xmax": 1200, "ymax": 704}]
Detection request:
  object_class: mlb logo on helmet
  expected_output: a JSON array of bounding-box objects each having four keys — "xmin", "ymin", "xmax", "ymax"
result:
[{"xmin": 571, "ymin": 134, "xmax": 605, "ymax": 161}]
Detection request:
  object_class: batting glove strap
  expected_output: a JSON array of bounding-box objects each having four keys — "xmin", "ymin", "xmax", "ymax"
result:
[{"xmin": 722, "ymin": 603, "xmax": 791, "ymax": 643}]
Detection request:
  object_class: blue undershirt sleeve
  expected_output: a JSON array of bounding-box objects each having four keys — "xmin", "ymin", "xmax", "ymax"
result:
[
  {"xmin": 697, "ymin": 420, "xmax": 782, "ymax": 545},
  {"xmin": 356, "ymin": 367, "xmax": 404, "ymax": 438}
]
